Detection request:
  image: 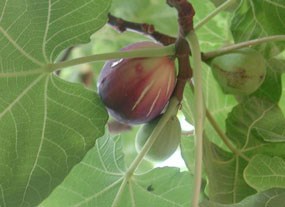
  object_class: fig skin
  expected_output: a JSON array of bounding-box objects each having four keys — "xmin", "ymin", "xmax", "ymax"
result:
[
  {"xmin": 210, "ymin": 48, "xmax": 266, "ymax": 95},
  {"xmin": 135, "ymin": 115, "xmax": 181, "ymax": 162},
  {"xmin": 98, "ymin": 42, "xmax": 176, "ymax": 124}
]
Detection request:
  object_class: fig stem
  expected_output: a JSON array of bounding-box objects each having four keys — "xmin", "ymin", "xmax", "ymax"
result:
[
  {"xmin": 203, "ymin": 35, "xmax": 285, "ymax": 60},
  {"xmin": 111, "ymin": 97, "xmax": 180, "ymax": 207},
  {"xmin": 194, "ymin": 0, "xmax": 237, "ymax": 30},
  {"xmin": 51, "ymin": 44, "xmax": 175, "ymax": 72},
  {"xmin": 186, "ymin": 31, "xmax": 205, "ymax": 207}
]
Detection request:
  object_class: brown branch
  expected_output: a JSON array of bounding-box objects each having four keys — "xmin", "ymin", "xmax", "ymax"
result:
[
  {"xmin": 108, "ymin": 13, "xmax": 176, "ymax": 46},
  {"xmin": 168, "ymin": 0, "xmax": 195, "ymax": 101},
  {"xmin": 173, "ymin": 38, "xmax": 192, "ymax": 101},
  {"xmin": 167, "ymin": 0, "xmax": 195, "ymax": 36}
]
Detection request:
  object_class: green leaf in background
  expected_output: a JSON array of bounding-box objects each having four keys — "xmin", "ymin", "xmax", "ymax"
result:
[
  {"xmin": 110, "ymin": 0, "xmax": 230, "ymax": 51},
  {"xmin": 245, "ymin": 154, "xmax": 285, "ymax": 191},
  {"xmin": 203, "ymin": 97, "xmax": 285, "ymax": 203},
  {"xmin": 0, "ymin": 0, "xmax": 284, "ymax": 206},
  {"xmin": 280, "ymin": 74, "xmax": 285, "ymax": 114},
  {"xmin": 191, "ymin": 0, "xmax": 232, "ymax": 51},
  {"xmin": 203, "ymin": 138, "xmax": 256, "ymax": 204},
  {"xmin": 0, "ymin": 0, "xmax": 110, "ymax": 206},
  {"xmin": 180, "ymin": 135, "xmax": 196, "ymax": 172},
  {"xmin": 202, "ymin": 65, "xmax": 237, "ymax": 150},
  {"xmin": 40, "ymin": 135, "xmax": 194, "ymax": 207},
  {"xmin": 226, "ymin": 97, "xmax": 285, "ymax": 152},
  {"xmin": 123, "ymin": 167, "xmax": 193, "ymax": 207},
  {"xmin": 182, "ymin": 64, "xmax": 237, "ymax": 151},
  {"xmin": 244, "ymin": 99, "xmax": 285, "ymax": 143},
  {"xmin": 267, "ymin": 58, "xmax": 285, "ymax": 74},
  {"xmin": 110, "ymin": 0, "xmax": 178, "ymax": 37},
  {"xmin": 231, "ymin": 0, "xmax": 285, "ymax": 57},
  {"xmin": 210, "ymin": 0, "xmax": 241, "ymax": 12},
  {"xmin": 250, "ymin": 60, "xmax": 282, "ymax": 103},
  {"xmin": 200, "ymin": 188, "xmax": 285, "ymax": 207},
  {"xmin": 182, "ymin": 83, "xmax": 195, "ymax": 125}
]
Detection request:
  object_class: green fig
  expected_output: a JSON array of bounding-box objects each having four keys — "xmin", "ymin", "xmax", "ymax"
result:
[
  {"xmin": 210, "ymin": 48, "xmax": 266, "ymax": 95},
  {"xmin": 135, "ymin": 115, "xmax": 181, "ymax": 162}
]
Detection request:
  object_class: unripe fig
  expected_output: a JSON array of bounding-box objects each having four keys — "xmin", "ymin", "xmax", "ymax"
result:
[
  {"xmin": 98, "ymin": 42, "xmax": 176, "ymax": 124},
  {"xmin": 135, "ymin": 115, "xmax": 181, "ymax": 162},
  {"xmin": 210, "ymin": 48, "xmax": 266, "ymax": 95}
]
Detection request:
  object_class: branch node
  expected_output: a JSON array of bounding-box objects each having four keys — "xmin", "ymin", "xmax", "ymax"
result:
[{"xmin": 167, "ymin": 0, "xmax": 195, "ymax": 35}]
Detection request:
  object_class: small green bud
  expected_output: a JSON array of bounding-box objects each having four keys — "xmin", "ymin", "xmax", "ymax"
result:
[{"xmin": 135, "ymin": 115, "xmax": 181, "ymax": 162}]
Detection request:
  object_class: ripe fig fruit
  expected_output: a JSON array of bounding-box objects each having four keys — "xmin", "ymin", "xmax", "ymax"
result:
[
  {"xmin": 135, "ymin": 115, "xmax": 181, "ymax": 162},
  {"xmin": 98, "ymin": 41, "xmax": 176, "ymax": 124},
  {"xmin": 210, "ymin": 48, "xmax": 266, "ymax": 95}
]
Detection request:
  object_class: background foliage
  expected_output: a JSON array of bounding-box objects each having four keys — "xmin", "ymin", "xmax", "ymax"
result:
[{"xmin": 0, "ymin": 0, "xmax": 285, "ymax": 206}]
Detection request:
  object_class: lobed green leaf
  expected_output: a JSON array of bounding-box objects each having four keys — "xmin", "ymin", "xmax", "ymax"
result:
[
  {"xmin": 231, "ymin": 0, "xmax": 285, "ymax": 57},
  {"xmin": 0, "ymin": 0, "xmax": 110, "ymax": 206},
  {"xmin": 201, "ymin": 188, "xmax": 285, "ymax": 207},
  {"xmin": 40, "ymin": 135, "xmax": 194, "ymax": 207},
  {"xmin": 245, "ymin": 154, "xmax": 285, "ymax": 191}
]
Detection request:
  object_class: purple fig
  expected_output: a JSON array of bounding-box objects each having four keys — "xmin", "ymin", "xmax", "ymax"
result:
[{"xmin": 98, "ymin": 41, "xmax": 176, "ymax": 124}]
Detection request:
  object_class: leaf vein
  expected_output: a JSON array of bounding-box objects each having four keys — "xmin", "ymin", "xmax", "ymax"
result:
[
  {"xmin": 20, "ymin": 76, "xmax": 49, "ymax": 206},
  {"xmin": 0, "ymin": 26, "xmax": 42, "ymax": 66},
  {"xmin": 0, "ymin": 74, "xmax": 45, "ymax": 120},
  {"xmin": 42, "ymin": 0, "xmax": 52, "ymax": 63}
]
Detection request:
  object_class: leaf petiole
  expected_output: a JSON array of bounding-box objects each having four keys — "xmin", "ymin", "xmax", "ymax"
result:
[
  {"xmin": 51, "ymin": 44, "xmax": 175, "ymax": 72},
  {"xmin": 203, "ymin": 35, "xmax": 285, "ymax": 60},
  {"xmin": 186, "ymin": 31, "xmax": 205, "ymax": 207},
  {"xmin": 195, "ymin": 0, "xmax": 237, "ymax": 30},
  {"xmin": 111, "ymin": 97, "xmax": 180, "ymax": 207}
]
